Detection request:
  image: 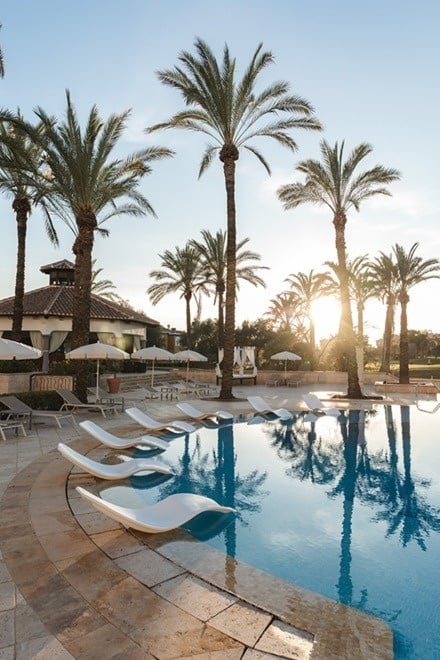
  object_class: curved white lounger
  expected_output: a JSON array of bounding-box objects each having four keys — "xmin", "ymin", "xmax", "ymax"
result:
[
  {"xmin": 79, "ymin": 420, "xmax": 169, "ymax": 451},
  {"xmin": 125, "ymin": 407, "xmax": 195, "ymax": 434},
  {"xmin": 176, "ymin": 402, "xmax": 233, "ymax": 422},
  {"xmin": 76, "ymin": 486, "xmax": 235, "ymax": 533},
  {"xmin": 58, "ymin": 443, "xmax": 173, "ymax": 480},
  {"xmin": 302, "ymin": 394, "xmax": 340, "ymax": 417},
  {"xmin": 247, "ymin": 396, "xmax": 293, "ymax": 421}
]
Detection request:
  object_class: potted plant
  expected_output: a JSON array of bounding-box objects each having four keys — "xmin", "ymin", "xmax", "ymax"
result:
[{"xmin": 107, "ymin": 373, "xmax": 121, "ymax": 393}]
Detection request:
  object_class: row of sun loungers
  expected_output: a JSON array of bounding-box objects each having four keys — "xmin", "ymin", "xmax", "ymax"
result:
[{"xmin": 56, "ymin": 392, "xmax": 341, "ymax": 533}]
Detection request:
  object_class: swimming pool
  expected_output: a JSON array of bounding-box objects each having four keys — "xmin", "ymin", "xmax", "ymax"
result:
[{"xmin": 98, "ymin": 404, "xmax": 440, "ymax": 659}]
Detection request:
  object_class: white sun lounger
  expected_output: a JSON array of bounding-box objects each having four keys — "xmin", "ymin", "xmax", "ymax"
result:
[
  {"xmin": 176, "ymin": 402, "xmax": 233, "ymax": 422},
  {"xmin": 125, "ymin": 407, "xmax": 195, "ymax": 434},
  {"xmin": 76, "ymin": 486, "xmax": 235, "ymax": 533},
  {"xmin": 58, "ymin": 442, "xmax": 173, "ymax": 480},
  {"xmin": 302, "ymin": 394, "xmax": 340, "ymax": 417},
  {"xmin": 247, "ymin": 396, "xmax": 293, "ymax": 421},
  {"xmin": 79, "ymin": 420, "xmax": 169, "ymax": 451}
]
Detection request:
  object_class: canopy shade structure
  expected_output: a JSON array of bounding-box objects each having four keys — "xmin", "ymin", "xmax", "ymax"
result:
[
  {"xmin": 0, "ymin": 338, "xmax": 42, "ymax": 360},
  {"xmin": 131, "ymin": 345, "xmax": 174, "ymax": 386},
  {"xmin": 270, "ymin": 351, "xmax": 301, "ymax": 380},
  {"xmin": 173, "ymin": 349, "xmax": 208, "ymax": 383},
  {"xmin": 65, "ymin": 341, "xmax": 129, "ymax": 401}
]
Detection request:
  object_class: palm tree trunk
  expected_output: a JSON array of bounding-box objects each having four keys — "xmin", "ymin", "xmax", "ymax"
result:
[
  {"xmin": 217, "ymin": 285, "xmax": 225, "ymax": 349},
  {"xmin": 398, "ymin": 294, "xmax": 410, "ymax": 384},
  {"xmin": 308, "ymin": 303, "xmax": 316, "ymax": 368},
  {"xmin": 333, "ymin": 213, "xmax": 362, "ymax": 398},
  {"xmin": 185, "ymin": 292, "xmax": 192, "ymax": 347},
  {"xmin": 380, "ymin": 298, "xmax": 394, "ymax": 372},
  {"xmin": 220, "ymin": 147, "xmax": 238, "ymax": 400},
  {"xmin": 72, "ymin": 213, "xmax": 96, "ymax": 401},
  {"xmin": 11, "ymin": 198, "xmax": 31, "ymax": 341}
]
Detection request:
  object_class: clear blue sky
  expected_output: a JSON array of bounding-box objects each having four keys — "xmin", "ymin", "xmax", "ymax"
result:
[{"xmin": 1, "ymin": 1, "xmax": 439, "ymax": 341}]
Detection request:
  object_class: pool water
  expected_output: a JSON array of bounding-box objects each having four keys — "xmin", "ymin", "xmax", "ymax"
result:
[{"xmin": 99, "ymin": 405, "xmax": 440, "ymax": 659}]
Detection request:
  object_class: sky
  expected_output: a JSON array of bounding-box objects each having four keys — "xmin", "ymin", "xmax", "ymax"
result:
[{"xmin": 1, "ymin": 0, "xmax": 439, "ymax": 343}]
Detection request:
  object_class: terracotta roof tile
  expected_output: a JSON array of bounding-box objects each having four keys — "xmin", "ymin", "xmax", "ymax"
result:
[{"xmin": 0, "ymin": 286, "xmax": 159, "ymax": 326}]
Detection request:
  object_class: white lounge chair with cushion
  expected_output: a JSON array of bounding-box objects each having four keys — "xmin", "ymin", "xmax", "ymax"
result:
[
  {"xmin": 302, "ymin": 393, "xmax": 340, "ymax": 418},
  {"xmin": 125, "ymin": 407, "xmax": 195, "ymax": 434},
  {"xmin": 176, "ymin": 402, "xmax": 233, "ymax": 422},
  {"xmin": 58, "ymin": 442, "xmax": 173, "ymax": 480},
  {"xmin": 76, "ymin": 486, "xmax": 235, "ymax": 533},
  {"xmin": 79, "ymin": 420, "xmax": 169, "ymax": 451},
  {"xmin": 247, "ymin": 396, "xmax": 293, "ymax": 421}
]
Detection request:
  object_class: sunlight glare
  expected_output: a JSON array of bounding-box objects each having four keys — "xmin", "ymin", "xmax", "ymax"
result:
[{"xmin": 311, "ymin": 298, "xmax": 340, "ymax": 341}]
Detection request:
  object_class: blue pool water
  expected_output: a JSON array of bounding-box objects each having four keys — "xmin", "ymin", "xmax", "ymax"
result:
[{"xmin": 99, "ymin": 405, "xmax": 440, "ymax": 659}]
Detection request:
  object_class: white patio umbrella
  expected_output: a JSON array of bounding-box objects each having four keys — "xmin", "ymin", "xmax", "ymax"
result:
[
  {"xmin": 65, "ymin": 342, "xmax": 129, "ymax": 401},
  {"xmin": 173, "ymin": 349, "xmax": 208, "ymax": 383},
  {"xmin": 131, "ymin": 345, "xmax": 175, "ymax": 386},
  {"xmin": 270, "ymin": 350, "xmax": 301, "ymax": 380},
  {"xmin": 0, "ymin": 338, "xmax": 42, "ymax": 360}
]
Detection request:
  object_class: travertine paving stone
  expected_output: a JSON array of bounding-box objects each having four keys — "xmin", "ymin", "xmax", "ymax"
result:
[
  {"xmin": 115, "ymin": 546, "xmax": 186, "ymax": 586},
  {"xmin": 255, "ymin": 620, "xmax": 314, "ymax": 659},
  {"xmin": 0, "ymin": 580, "xmax": 15, "ymax": 612},
  {"xmin": 90, "ymin": 528, "xmax": 146, "ymax": 558},
  {"xmin": 209, "ymin": 600, "xmax": 273, "ymax": 646},
  {"xmin": 0, "ymin": 609, "xmax": 14, "ymax": 649},
  {"xmin": 153, "ymin": 573, "xmax": 238, "ymax": 621}
]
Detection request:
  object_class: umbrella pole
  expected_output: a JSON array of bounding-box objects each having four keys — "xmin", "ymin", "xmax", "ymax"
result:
[
  {"xmin": 151, "ymin": 358, "xmax": 155, "ymax": 387},
  {"xmin": 96, "ymin": 360, "xmax": 100, "ymax": 402},
  {"xmin": 186, "ymin": 360, "xmax": 189, "ymax": 383}
]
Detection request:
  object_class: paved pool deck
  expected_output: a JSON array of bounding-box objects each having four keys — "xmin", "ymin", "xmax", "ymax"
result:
[{"xmin": 1, "ymin": 384, "xmax": 418, "ymax": 659}]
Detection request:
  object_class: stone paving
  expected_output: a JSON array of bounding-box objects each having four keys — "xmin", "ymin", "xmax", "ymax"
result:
[{"xmin": 0, "ymin": 384, "xmax": 407, "ymax": 659}]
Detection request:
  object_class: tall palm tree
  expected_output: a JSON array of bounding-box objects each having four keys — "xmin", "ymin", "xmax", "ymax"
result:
[
  {"xmin": 392, "ymin": 243, "xmax": 440, "ymax": 383},
  {"xmin": 191, "ymin": 229, "xmax": 268, "ymax": 348},
  {"xmin": 326, "ymin": 255, "xmax": 376, "ymax": 341},
  {"xmin": 147, "ymin": 38, "xmax": 321, "ymax": 399},
  {"xmin": 148, "ymin": 244, "xmax": 208, "ymax": 346},
  {"xmin": 19, "ymin": 92, "xmax": 172, "ymax": 400},
  {"xmin": 0, "ymin": 117, "xmax": 58, "ymax": 340},
  {"xmin": 278, "ymin": 140, "xmax": 400, "ymax": 398},
  {"xmin": 284, "ymin": 269, "xmax": 332, "ymax": 366},
  {"xmin": 369, "ymin": 252, "xmax": 399, "ymax": 372},
  {"xmin": 0, "ymin": 24, "xmax": 4, "ymax": 78}
]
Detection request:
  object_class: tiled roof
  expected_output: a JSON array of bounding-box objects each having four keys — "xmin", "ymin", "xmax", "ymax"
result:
[
  {"xmin": 40, "ymin": 259, "xmax": 75, "ymax": 273},
  {"xmin": 0, "ymin": 286, "xmax": 159, "ymax": 326}
]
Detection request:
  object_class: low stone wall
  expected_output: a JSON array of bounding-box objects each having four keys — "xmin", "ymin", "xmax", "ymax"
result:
[
  {"xmin": 30, "ymin": 374, "xmax": 75, "ymax": 391},
  {"xmin": 0, "ymin": 372, "xmax": 32, "ymax": 394},
  {"xmin": 375, "ymin": 382, "xmax": 439, "ymax": 395}
]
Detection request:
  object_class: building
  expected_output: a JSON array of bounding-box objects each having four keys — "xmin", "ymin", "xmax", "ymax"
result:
[{"xmin": 0, "ymin": 260, "xmax": 160, "ymax": 371}]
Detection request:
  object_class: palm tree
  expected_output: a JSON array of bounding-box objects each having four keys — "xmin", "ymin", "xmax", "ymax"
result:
[
  {"xmin": 284, "ymin": 269, "xmax": 332, "ymax": 366},
  {"xmin": 91, "ymin": 259, "xmax": 128, "ymax": 304},
  {"xmin": 148, "ymin": 243, "xmax": 208, "ymax": 346},
  {"xmin": 264, "ymin": 292, "xmax": 300, "ymax": 332},
  {"xmin": 392, "ymin": 243, "xmax": 440, "ymax": 383},
  {"xmin": 191, "ymin": 229, "xmax": 268, "ymax": 348},
  {"xmin": 278, "ymin": 140, "xmax": 400, "ymax": 398},
  {"xmin": 0, "ymin": 24, "xmax": 4, "ymax": 78},
  {"xmin": 147, "ymin": 38, "xmax": 321, "ymax": 399},
  {"xmin": 19, "ymin": 92, "xmax": 172, "ymax": 400},
  {"xmin": 369, "ymin": 252, "xmax": 399, "ymax": 372},
  {"xmin": 0, "ymin": 117, "xmax": 58, "ymax": 340}
]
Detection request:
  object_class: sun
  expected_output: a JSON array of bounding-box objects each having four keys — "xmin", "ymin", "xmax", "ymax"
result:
[{"xmin": 311, "ymin": 297, "xmax": 340, "ymax": 341}]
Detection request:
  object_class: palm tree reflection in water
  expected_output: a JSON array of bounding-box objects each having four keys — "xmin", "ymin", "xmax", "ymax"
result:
[
  {"xmin": 157, "ymin": 424, "xmax": 268, "ymax": 581},
  {"xmin": 264, "ymin": 405, "xmax": 440, "ymax": 646}
]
